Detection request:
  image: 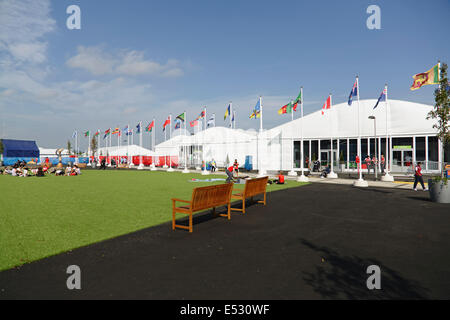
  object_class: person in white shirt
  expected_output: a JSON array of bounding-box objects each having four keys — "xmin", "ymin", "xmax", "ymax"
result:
[{"xmin": 11, "ymin": 168, "xmax": 17, "ymax": 176}]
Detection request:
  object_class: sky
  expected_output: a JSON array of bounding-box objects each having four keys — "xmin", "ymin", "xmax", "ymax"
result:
[{"xmin": 0, "ymin": 0, "xmax": 449, "ymax": 150}]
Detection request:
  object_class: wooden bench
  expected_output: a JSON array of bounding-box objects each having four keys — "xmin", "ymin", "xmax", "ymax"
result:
[
  {"xmin": 231, "ymin": 176, "xmax": 269, "ymax": 214},
  {"xmin": 172, "ymin": 183, "xmax": 234, "ymax": 233}
]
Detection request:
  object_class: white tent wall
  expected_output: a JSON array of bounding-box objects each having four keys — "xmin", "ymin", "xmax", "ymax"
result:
[{"xmin": 154, "ymin": 100, "xmax": 441, "ymax": 172}]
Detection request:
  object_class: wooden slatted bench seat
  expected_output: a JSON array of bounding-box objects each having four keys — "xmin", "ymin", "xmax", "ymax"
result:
[
  {"xmin": 231, "ymin": 176, "xmax": 269, "ymax": 214},
  {"xmin": 172, "ymin": 183, "xmax": 234, "ymax": 233}
]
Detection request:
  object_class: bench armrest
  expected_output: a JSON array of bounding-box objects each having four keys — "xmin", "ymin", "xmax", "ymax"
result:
[{"xmin": 172, "ymin": 198, "xmax": 191, "ymax": 204}]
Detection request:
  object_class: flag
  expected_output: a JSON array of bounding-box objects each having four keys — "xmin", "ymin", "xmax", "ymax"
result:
[
  {"xmin": 126, "ymin": 129, "xmax": 133, "ymax": 136},
  {"xmin": 112, "ymin": 127, "xmax": 120, "ymax": 134},
  {"xmin": 122, "ymin": 125, "xmax": 129, "ymax": 133},
  {"xmin": 103, "ymin": 128, "xmax": 111, "ymax": 139},
  {"xmin": 250, "ymin": 99, "xmax": 261, "ymax": 119},
  {"xmin": 94, "ymin": 130, "xmax": 100, "ymax": 137},
  {"xmin": 232, "ymin": 111, "xmax": 235, "ymax": 122},
  {"xmin": 176, "ymin": 112, "xmax": 185, "ymax": 122},
  {"xmin": 373, "ymin": 88, "xmax": 387, "ymax": 109},
  {"xmin": 163, "ymin": 117, "xmax": 170, "ymax": 131},
  {"xmin": 278, "ymin": 101, "xmax": 297, "ymax": 115},
  {"xmin": 410, "ymin": 64, "xmax": 440, "ymax": 90},
  {"xmin": 321, "ymin": 96, "xmax": 331, "ymax": 115},
  {"xmin": 348, "ymin": 80, "xmax": 358, "ymax": 106},
  {"xmin": 136, "ymin": 122, "xmax": 141, "ymax": 134},
  {"xmin": 145, "ymin": 120, "xmax": 154, "ymax": 132},
  {"xmin": 224, "ymin": 104, "xmax": 231, "ymax": 120},
  {"xmin": 294, "ymin": 89, "xmax": 302, "ymax": 104},
  {"xmin": 175, "ymin": 120, "xmax": 181, "ymax": 129},
  {"xmin": 190, "ymin": 120, "xmax": 199, "ymax": 127},
  {"xmin": 84, "ymin": 131, "xmax": 90, "ymax": 137},
  {"xmin": 207, "ymin": 114, "xmax": 215, "ymax": 127},
  {"xmin": 72, "ymin": 131, "xmax": 77, "ymax": 138}
]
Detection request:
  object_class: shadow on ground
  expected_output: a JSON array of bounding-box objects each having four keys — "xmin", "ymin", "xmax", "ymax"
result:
[{"xmin": 300, "ymin": 239, "xmax": 430, "ymax": 299}]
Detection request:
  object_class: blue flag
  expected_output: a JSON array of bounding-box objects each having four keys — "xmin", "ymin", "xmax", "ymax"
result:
[
  {"xmin": 136, "ymin": 123, "xmax": 141, "ymax": 134},
  {"xmin": 373, "ymin": 88, "xmax": 387, "ymax": 109},
  {"xmin": 348, "ymin": 80, "xmax": 358, "ymax": 106}
]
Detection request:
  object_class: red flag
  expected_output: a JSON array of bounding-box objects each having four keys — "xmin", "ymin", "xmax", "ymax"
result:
[
  {"xmin": 190, "ymin": 120, "xmax": 198, "ymax": 127},
  {"xmin": 321, "ymin": 96, "xmax": 331, "ymax": 115},
  {"xmin": 163, "ymin": 117, "xmax": 170, "ymax": 131}
]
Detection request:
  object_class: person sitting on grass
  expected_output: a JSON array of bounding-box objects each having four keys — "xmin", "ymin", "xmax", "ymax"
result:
[
  {"xmin": 36, "ymin": 167, "xmax": 45, "ymax": 177},
  {"xmin": 320, "ymin": 165, "xmax": 331, "ymax": 178}
]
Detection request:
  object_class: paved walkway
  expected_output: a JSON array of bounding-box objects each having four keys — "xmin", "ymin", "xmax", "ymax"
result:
[{"xmin": 1, "ymin": 183, "xmax": 448, "ymax": 299}]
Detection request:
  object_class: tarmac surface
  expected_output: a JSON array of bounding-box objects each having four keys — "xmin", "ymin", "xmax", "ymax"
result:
[{"xmin": 1, "ymin": 182, "xmax": 449, "ymax": 299}]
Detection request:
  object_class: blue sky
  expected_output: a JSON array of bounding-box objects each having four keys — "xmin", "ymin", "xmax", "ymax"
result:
[{"xmin": 0, "ymin": 0, "xmax": 449, "ymax": 149}]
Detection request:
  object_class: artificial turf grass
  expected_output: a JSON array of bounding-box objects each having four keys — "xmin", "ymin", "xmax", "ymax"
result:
[{"xmin": 0, "ymin": 170, "xmax": 308, "ymax": 271}]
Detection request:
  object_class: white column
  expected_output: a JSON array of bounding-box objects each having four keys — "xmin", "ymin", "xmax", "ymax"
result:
[
  {"xmin": 425, "ymin": 136, "xmax": 429, "ymax": 171},
  {"xmin": 257, "ymin": 96, "xmax": 267, "ymax": 177},
  {"xmin": 182, "ymin": 111, "xmax": 189, "ymax": 173},
  {"xmin": 347, "ymin": 138, "xmax": 350, "ymax": 171},
  {"xmin": 328, "ymin": 94, "xmax": 337, "ymax": 178},
  {"xmin": 138, "ymin": 121, "xmax": 144, "ymax": 170},
  {"xmin": 202, "ymin": 107, "xmax": 210, "ymax": 175},
  {"xmin": 288, "ymin": 100, "xmax": 296, "ymax": 176}
]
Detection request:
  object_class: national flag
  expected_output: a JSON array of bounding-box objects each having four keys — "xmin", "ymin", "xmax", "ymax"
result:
[
  {"xmin": 321, "ymin": 96, "xmax": 331, "ymax": 115},
  {"xmin": 94, "ymin": 130, "xmax": 100, "ymax": 137},
  {"xmin": 410, "ymin": 64, "xmax": 440, "ymax": 90},
  {"xmin": 72, "ymin": 130, "xmax": 77, "ymax": 138},
  {"xmin": 348, "ymin": 80, "xmax": 358, "ymax": 106},
  {"xmin": 135, "ymin": 122, "xmax": 141, "ymax": 134},
  {"xmin": 103, "ymin": 128, "xmax": 111, "ymax": 139},
  {"xmin": 250, "ymin": 98, "xmax": 261, "ymax": 119},
  {"xmin": 232, "ymin": 111, "xmax": 235, "ymax": 122},
  {"xmin": 224, "ymin": 104, "xmax": 231, "ymax": 120},
  {"xmin": 195, "ymin": 110, "xmax": 206, "ymax": 121},
  {"xmin": 122, "ymin": 125, "xmax": 129, "ymax": 133},
  {"xmin": 176, "ymin": 112, "xmax": 185, "ymax": 122},
  {"xmin": 277, "ymin": 101, "xmax": 297, "ymax": 115},
  {"xmin": 163, "ymin": 117, "xmax": 171, "ymax": 131},
  {"xmin": 207, "ymin": 114, "xmax": 215, "ymax": 127},
  {"xmin": 190, "ymin": 120, "xmax": 199, "ymax": 127},
  {"xmin": 84, "ymin": 131, "xmax": 90, "ymax": 137},
  {"xmin": 373, "ymin": 88, "xmax": 387, "ymax": 109},
  {"xmin": 293, "ymin": 89, "xmax": 302, "ymax": 105},
  {"xmin": 126, "ymin": 129, "xmax": 133, "ymax": 136},
  {"xmin": 112, "ymin": 127, "xmax": 120, "ymax": 134},
  {"xmin": 145, "ymin": 120, "xmax": 154, "ymax": 132}
]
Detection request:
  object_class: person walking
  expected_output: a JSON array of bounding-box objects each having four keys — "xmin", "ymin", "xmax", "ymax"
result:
[
  {"xmin": 380, "ymin": 154, "xmax": 385, "ymax": 174},
  {"xmin": 365, "ymin": 155, "xmax": 372, "ymax": 174},
  {"xmin": 211, "ymin": 158, "xmax": 216, "ymax": 172},
  {"xmin": 413, "ymin": 162, "xmax": 427, "ymax": 191}
]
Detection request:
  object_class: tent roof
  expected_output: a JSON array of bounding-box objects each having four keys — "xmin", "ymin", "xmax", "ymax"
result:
[{"xmin": 2, "ymin": 139, "xmax": 40, "ymax": 157}]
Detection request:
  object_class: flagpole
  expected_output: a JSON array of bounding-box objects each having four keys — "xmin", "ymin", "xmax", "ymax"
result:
[
  {"xmin": 88, "ymin": 131, "xmax": 91, "ymax": 166},
  {"xmin": 298, "ymin": 87, "xmax": 309, "ymax": 182},
  {"xmin": 328, "ymin": 94, "xmax": 338, "ymax": 178},
  {"xmin": 150, "ymin": 119, "xmax": 157, "ymax": 171},
  {"xmin": 138, "ymin": 121, "xmax": 144, "ymax": 169},
  {"xmin": 167, "ymin": 114, "xmax": 175, "ymax": 171},
  {"xmin": 288, "ymin": 99, "xmax": 296, "ymax": 176},
  {"xmin": 163, "ymin": 120, "xmax": 168, "ymax": 169},
  {"xmin": 202, "ymin": 107, "xmax": 209, "ymax": 175},
  {"xmin": 381, "ymin": 83, "xmax": 394, "ymax": 181},
  {"xmin": 258, "ymin": 96, "xmax": 267, "ymax": 177},
  {"xmin": 353, "ymin": 76, "xmax": 368, "ymax": 187},
  {"xmin": 182, "ymin": 111, "xmax": 189, "ymax": 173}
]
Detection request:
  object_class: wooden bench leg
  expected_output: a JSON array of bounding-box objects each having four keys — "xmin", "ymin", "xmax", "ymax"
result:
[
  {"xmin": 242, "ymin": 198, "xmax": 246, "ymax": 214},
  {"xmin": 172, "ymin": 209, "xmax": 176, "ymax": 230},
  {"xmin": 189, "ymin": 213, "xmax": 193, "ymax": 233},
  {"xmin": 227, "ymin": 203, "xmax": 231, "ymax": 220}
]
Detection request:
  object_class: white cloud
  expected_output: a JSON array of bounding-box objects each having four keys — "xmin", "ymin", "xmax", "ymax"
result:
[
  {"xmin": 66, "ymin": 46, "xmax": 117, "ymax": 76},
  {"xmin": 66, "ymin": 46, "xmax": 184, "ymax": 78}
]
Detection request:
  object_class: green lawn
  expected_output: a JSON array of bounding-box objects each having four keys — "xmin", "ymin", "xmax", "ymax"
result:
[{"xmin": 0, "ymin": 170, "xmax": 308, "ymax": 271}]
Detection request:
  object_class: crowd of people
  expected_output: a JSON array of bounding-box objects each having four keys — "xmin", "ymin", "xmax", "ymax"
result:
[{"xmin": 1, "ymin": 160, "xmax": 81, "ymax": 177}]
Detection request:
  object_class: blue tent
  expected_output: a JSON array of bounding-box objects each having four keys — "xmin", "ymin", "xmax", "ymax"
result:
[{"xmin": 2, "ymin": 139, "xmax": 40, "ymax": 158}]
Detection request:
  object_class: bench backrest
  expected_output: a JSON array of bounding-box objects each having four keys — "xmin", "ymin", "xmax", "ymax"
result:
[
  {"xmin": 191, "ymin": 183, "xmax": 233, "ymax": 212},
  {"xmin": 244, "ymin": 176, "xmax": 269, "ymax": 197}
]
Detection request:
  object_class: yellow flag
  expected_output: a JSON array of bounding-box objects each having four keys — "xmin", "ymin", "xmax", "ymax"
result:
[{"xmin": 410, "ymin": 64, "xmax": 440, "ymax": 90}]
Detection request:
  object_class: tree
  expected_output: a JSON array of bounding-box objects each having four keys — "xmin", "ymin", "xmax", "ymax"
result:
[
  {"xmin": 91, "ymin": 136, "xmax": 98, "ymax": 157},
  {"xmin": 427, "ymin": 63, "xmax": 450, "ymax": 179},
  {"xmin": 0, "ymin": 139, "xmax": 3, "ymax": 155},
  {"xmin": 67, "ymin": 140, "xmax": 72, "ymax": 155}
]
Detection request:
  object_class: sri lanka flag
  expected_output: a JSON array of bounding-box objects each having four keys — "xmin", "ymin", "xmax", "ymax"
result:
[
  {"xmin": 224, "ymin": 104, "xmax": 231, "ymax": 120},
  {"xmin": 373, "ymin": 88, "xmax": 387, "ymax": 109},
  {"xmin": 410, "ymin": 63, "xmax": 440, "ymax": 90},
  {"xmin": 348, "ymin": 80, "xmax": 358, "ymax": 106}
]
